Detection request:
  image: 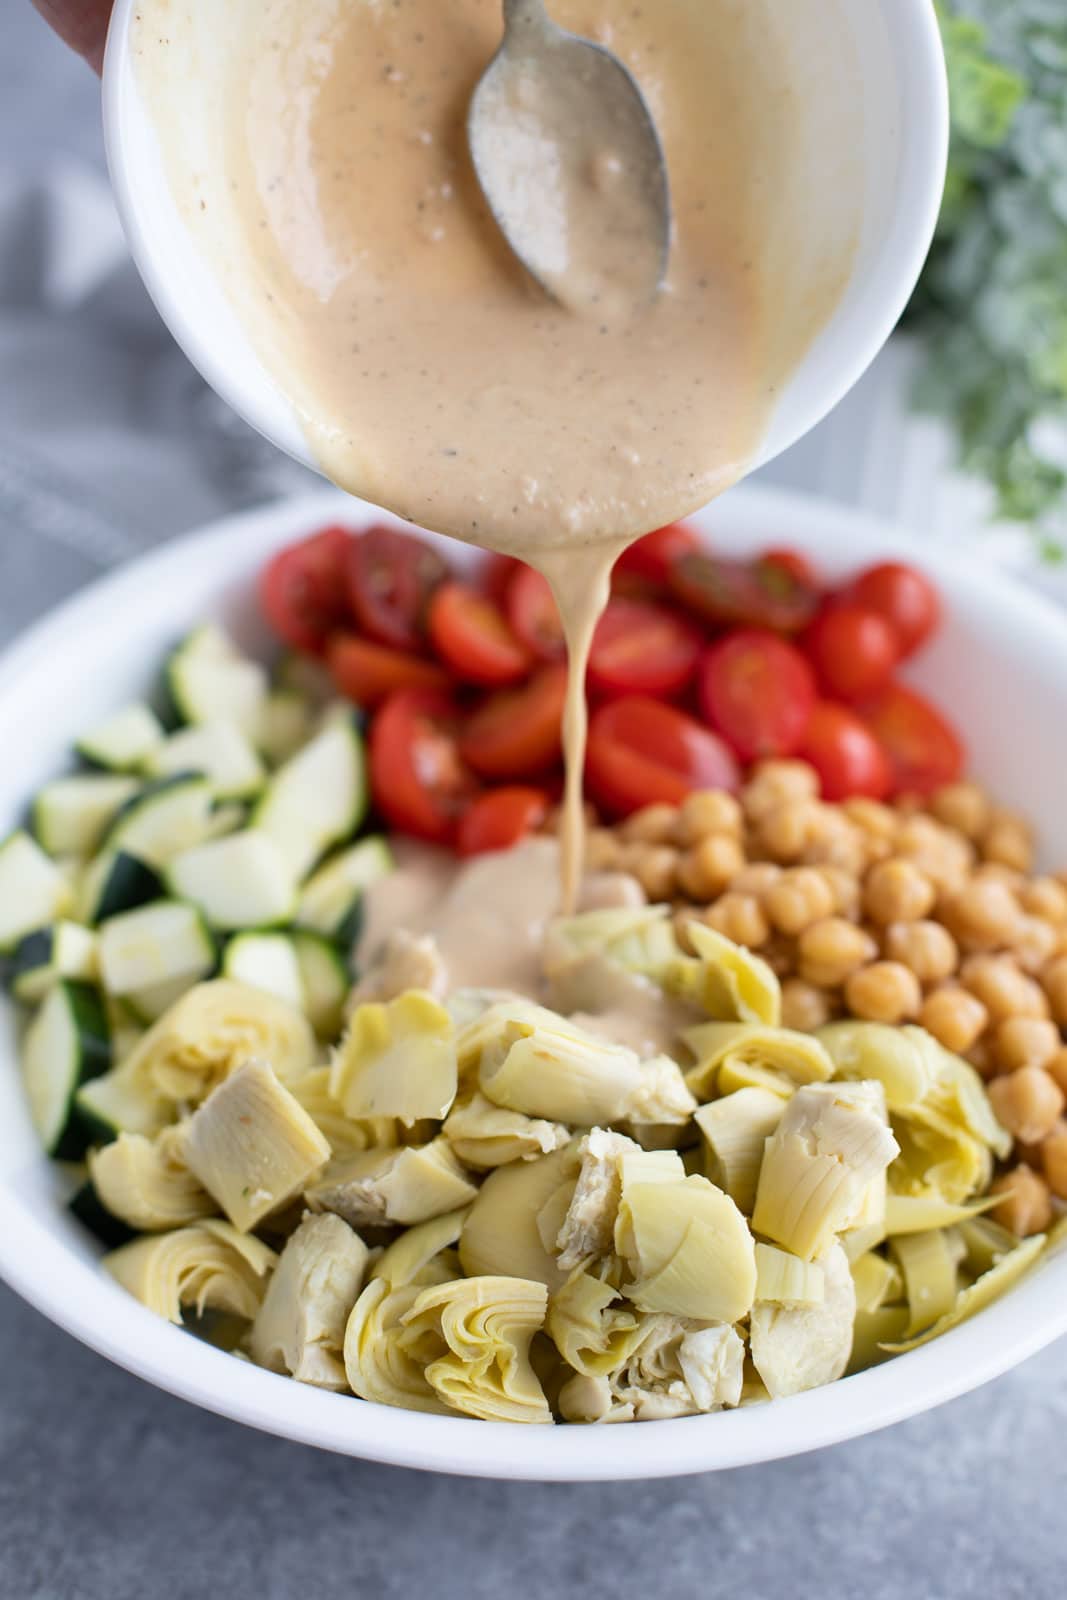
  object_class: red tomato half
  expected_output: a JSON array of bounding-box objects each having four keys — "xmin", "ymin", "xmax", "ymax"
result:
[
  {"xmin": 260, "ymin": 525, "xmax": 354, "ymax": 654},
  {"xmin": 840, "ymin": 561, "xmax": 941, "ymax": 659},
  {"xmin": 859, "ymin": 682, "xmax": 964, "ymax": 794},
  {"xmin": 459, "ymin": 665, "xmax": 568, "ymax": 779},
  {"xmin": 587, "ymin": 599, "xmax": 703, "ymax": 700},
  {"xmin": 586, "ymin": 696, "xmax": 740, "ymax": 817},
  {"xmin": 614, "ymin": 521, "xmax": 700, "ymax": 586},
  {"xmin": 346, "ymin": 525, "xmax": 449, "ymax": 652},
  {"xmin": 457, "ymin": 787, "xmax": 550, "ymax": 857},
  {"xmin": 801, "ymin": 605, "xmax": 898, "ymax": 702},
  {"xmin": 761, "ymin": 546, "xmax": 821, "ymax": 589},
  {"xmin": 506, "ymin": 565, "xmax": 566, "ymax": 662},
  {"xmin": 428, "ymin": 582, "xmax": 532, "ymax": 686},
  {"xmin": 669, "ymin": 552, "xmax": 819, "ymax": 634},
  {"xmin": 369, "ymin": 690, "xmax": 479, "ymax": 844},
  {"xmin": 481, "ymin": 553, "xmax": 524, "ymax": 605},
  {"xmin": 799, "ymin": 702, "xmax": 892, "ymax": 801},
  {"xmin": 328, "ymin": 634, "xmax": 449, "ymax": 709},
  {"xmin": 699, "ymin": 630, "xmax": 816, "ymax": 760}
]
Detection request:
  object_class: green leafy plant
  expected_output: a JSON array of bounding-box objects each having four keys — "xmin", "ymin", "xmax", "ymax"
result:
[{"xmin": 907, "ymin": 0, "xmax": 1067, "ymax": 549}]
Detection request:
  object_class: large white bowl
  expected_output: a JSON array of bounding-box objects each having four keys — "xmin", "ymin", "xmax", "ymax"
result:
[{"xmin": 1, "ymin": 484, "xmax": 1064, "ymax": 1481}]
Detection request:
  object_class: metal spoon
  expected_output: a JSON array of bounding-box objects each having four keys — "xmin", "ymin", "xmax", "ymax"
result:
[{"xmin": 468, "ymin": 0, "xmax": 671, "ymax": 318}]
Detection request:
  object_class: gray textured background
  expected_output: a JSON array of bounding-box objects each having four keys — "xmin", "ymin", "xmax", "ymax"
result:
[{"xmin": 1, "ymin": 11, "xmax": 1065, "ymax": 1599}]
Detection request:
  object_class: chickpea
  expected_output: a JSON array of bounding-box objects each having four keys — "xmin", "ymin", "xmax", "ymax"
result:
[
  {"xmin": 797, "ymin": 918, "xmax": 877, "ymax": 988},
  {"xmin": 1021, "ymin": 877, "xmax": 1067, "ymax": 924},
  {"xmin": 928, "ymin": 781, "xmax": 990, "ymax": 840},
  {"xmin": 942, "ymin": 878, "xmax": 1023, "ymax": 952},
  {"xmin": 674, "ymin": 789, "xmax": 743, "ymax": 847},
  {"xmin": 585, "ymin": 828, "xmax": 624, "ymax": 872},
  {"xmin": 799, "ymin": 807, "xmax": 867, "ymax": 874},
  {"xmin": 1041, "ymin": 955, "xmax": 1067, "ymax": 1026},
  {"xmin": 763, "ymin": 867, "xmax": 836, "ymax": 937},
  {"xmin": 981, "ymin": 812, "xmax": 1034, "ymax": 874},
  {"xmin": 754, "ymin": 800, "xmax": 820, "ymax": 864},
  {"xmin": 843, "ymin": 797, "xmax": 899, "ymax": 845},
  {"xmin": 987, "ymin": 1067, "xmax": 1065, "ymax": 1145},
  {"xmin": 989, "ymin": 1163, "xmax": 1054, "ymax": 1237},
  {"xmin": 741, "ymin": 760, "xmax": 819, "ymax": 822},
  {"xmin": 701, "ymin": 892, "xmax": 770, "ymax": 949},
  {"xmin": 844, "ymin": 961, "xmax": 921, "ymax": 1024},
  {"xmin": 883, "ymin": 919, "xmax": 958, "ymax": 984},
  {"xmin": 729, "ymin": 862, "xmax": 782, "ymax": 900},
  {"xmin": 863, "ymin": 858, "xmax": 936, "ymax": 925},
  {"xmin": 1047, "ymin": 1048, "xmax": 1067, "ymax": 1098},
  {"xmin": 676, "ymin": 834, "xmax": 745, "ymax": 901},
  {"xmin": 918, "ymin": 986, "xmax": 989, "ymax": 1055},
  {"xmin": 961, "ymin": 955, "xmax": 1049, "ymax": 1022},
  {"xmin": 631, "ymin": 845, "xmax": 679, "ymax": 902},
  {"xmin": 816, "ymin": 864, "xmax": 862, "ymax": 920},
  {"xmin": 621, "ymin": 803, "xmax": 679, "ymax": 846},
  {"xmin": 964, "ymin": 1037, "xmax": 997, "ymax": 1080},
  {"xmin": 895, "ymin": 815, "xmax": 974, "ymax": 890},
  {"xmin": 780, "ymin": 977, "xmax": 833, "ymax": 1033},
  {"xmin": 991, "ymin": 1017, "xmax": 1061, "ymax": 1075},
  {"xmin": 1041, "ymin": 1124, "xmax": 1067, "ymax": 1201},
  {"xmin": 1014, "ymin": 916, "xmax": 1060, "ymax": 976},
  {"xmin": 760, "ymin": 935, "xmax": 799, "ymax": 980}
]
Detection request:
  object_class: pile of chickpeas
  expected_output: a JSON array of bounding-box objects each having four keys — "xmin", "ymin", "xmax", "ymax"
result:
[{"xmin": 585, "ymin": 760, "xmax": 1067, "ymax": 1239}]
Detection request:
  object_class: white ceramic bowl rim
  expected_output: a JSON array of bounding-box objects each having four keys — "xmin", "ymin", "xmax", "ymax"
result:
[{"xmin": 1, "ymin": 484, "xmax": 1065, "ymax": 1481}]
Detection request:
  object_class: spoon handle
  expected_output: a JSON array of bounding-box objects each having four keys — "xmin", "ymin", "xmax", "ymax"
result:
[{"xmin": 503, "ymin": 0, "xmax": 551, "ymax": 34}]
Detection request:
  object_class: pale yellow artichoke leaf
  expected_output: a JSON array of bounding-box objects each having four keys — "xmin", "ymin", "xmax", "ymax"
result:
[
  {"xmin": 754, "ymin": 1242, "xmax": 825, "ymax": 1307},
  {"xmin": 402, "ymin": 1276, "xmax": 553, "ymax": 1424},
  {"xmin": 250, "ymin": 1212, "xmax": 369, "ymax": 1390},
  {"xmin": 371, "ymin": 1206, "xmax": 471, "ymax": 1289},
  {"xmin": 664, "ymin": 923, "xmax": 781, "ymax": 1027},
  {"xmin": 889, "ymin": 1228, "xmax": 960, "ymax": 1338},
  {"xmin": 683, "ymin": 1022, "xmax": 833, "ymax": 1102},
  {"xmin": 749, "ymin": 1241, "xmax": 855, "ymax": 1398},
  {"xmin": 881, "ymin": 1234, "xmax": 1047, "ymax": 1353},
  {"xmin": 459, "ymin": 1144, "xmax": 579, "ymax": 1292},
  {"xmin": 343, "ymin": 1278, "xmax": 453, "ymax": 1415},
  {"xmin": 306, "ymin": 1138, "xmax": 478, "ymax": 1229},
  {"xmin": 104, "ymin": 1217, "xmax": 277, "ymax": 1324},
  {"xmin": 694, "ymin": 1088, "xmax": 786, "ymax": 1214},
  {"xmin": 88, "ymin": 1124, "xmax": 216, "ymax": 1232},
  {"xmin": 442, "ymin": 1091, "xmax": 570, "ymax": 1170},
  {"xmin": 330, "ymin": 990, "xmax": 457, "ymax": 1125},
  {"xmin": 619, "ymin": 1176, "xmax": 756, "ymax": 1324}
]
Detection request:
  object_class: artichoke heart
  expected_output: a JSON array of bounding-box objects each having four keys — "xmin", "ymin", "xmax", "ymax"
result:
[
  {"xmin": 459, "ymin": 1144, "xmax": 579, "ymax": 1291},
  {"xmin": 754, "ymin": 1243, "xmax": 825, "ymax": 1307},
  {"xmin": 884, "ymin": 1193, "xmax": 996, "ymax": 1236},
  {"xmin": 546, "ymin": 1269, "xmax": 644, "ymax": 1376},
  {"xmin": 123, "ymin": 979, "xmax": 317, "ymax": 1107},
  {"xmin": 399, "ymin": 1275, "xmax": 553, "ymax": 1424},
  {"xmin": 442, "ymin": 1092, "xmax": 570, "ymax": 1169},
  {"xmin": 250, "ymin": 1212, "xmax": 368, "ymax": 1390},
  {"xmin": 542, "ymin": 904, "xmax": 680, "ymax": 983},
  {"xmin": 617, "ymin": 1174, "xmax": 757, "ymax": 1324},
  {"xmin": 571, "ymin": 1314, "xmax": 745, "ymax": 1422},
  {"xmin": 182, "ymin": 1058, "xmax": 331, "ymax": 1231},
  {"xmin": 344, "ymin": 1277, "xmax": 453, "ymax": 1415},
  {"xmin": 889, "ymin": 1228, "xmax": 960, "ymax": 1338},
  {"xmin": 850, "ymin": 1250, "xmax": 903, "ymax": 1313},
  {"xmin": 331, "ymin": 990, "xmax": 457, "ymax": 1125},
  {"xmin": 372, "ymin": 1206, "xmax": 470, "ymax": 1288},
  {"xmin": 694, "ymin": 1088, "xmax": 786, "ymax": 1214},
  {"xmin": 881, "ymin": 1233, "xmax": 1046, "ymax": 1353},
  {"xmin": 306, "ymin": 1137, "xmax": 478, "ymax": 1228},
  {"xmin": 749, "ymin": 1240, "xmax": 855, "ymax": 1398},
  {"xmin": 288, "ymin": 1066, "xmax": 405, "ymax": 1157},
  {"xmin": 555, "ymin": 1129, "xmax": 640, "ymax": 1272},
  {"xmin": 664, "ymin": 923, "xmax": 781, "ymax": 1027},
  {"xmin": 88, "ymin": 1124, "xmax": 216, "ymax": 1232},
  {"xmin": 683, "ymin": 1022, "xmax": 833, "ymax": 1101},
  {"xmin": 817, "ymin": 1020, "xmax": 937, "ymax": 1113},
  {"xmin": 890, "ymin": 1109, "xmax": 991, "ymax": 1206},
  {"xmin": 751, "ymin": 1081, "xmax": 899, "ymax": 1262},
  {"xmin": 104, "ymin": 1217, "xmax": 277, "ymax": 1324}
]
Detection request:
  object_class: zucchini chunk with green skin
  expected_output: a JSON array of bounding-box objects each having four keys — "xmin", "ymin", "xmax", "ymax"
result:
[
  {"xmin": 330, "ymin": 990, "xmax": 457, "ymax": 1124},
  {"xmin": 223, "ymin": 932, "xmax": 304, "ymax": 1009},
  {"xmin": 255, "ymin": 691, "xmax": 314, "ymax": 767},
  {"xmin": 103, "ymin": 773, "xmax": 215, "ymax": 866},
  {"xmin": 76, "ymin": 703, "xmax": 165, "ymax": 772},
  {"xmin": 181, "ymin": 1057, "xmax": 331, "ymax": 1231},
  {"xmin": 77, "ymin": 850, "xmax": 165, "ymax": 925},
  {"xmin": 250, "ymin": 1212, "xmax": 369, "ymax": 1389},
  {"xmin": 147, "ymin": 722, "xmax": 266, "ymax": 800},
  {"xmin": 0, "ymin": 832, "xmax": 74, "ymax": 952},
  {"xmin": 122, "ymin": 973, "xmax": 200, "ymax": 1026},
  {"xmin": 167, "ymin": 830, "xmax": 297, "ymax": 931},
  {"xmin": 104, "ymin": 1217, "xmax": 277, "ymax": 1323},
  {"xmin": 68, "ymin": 1180, "xmax": 137, "ymax": 1250},
  {"xmin": 166, "ymin": 626, "xmax": 269, "ymax": 736},
  {"xmin": 33, "ymin": 775, "xmax": 140, "ymax": 858},
  {"xmin": 253, "ymin": 717, "xmax": 367, "ymax": 879},
  {"xmin": 9, "ymin": 921, "xmax": 99, "ymax": 1003},
  {"xmin": 98, "ymin": 901, "xmax": 215, "ymax": 997},
  {"xmin": 295, "ymin": 836, "xmax": 394, "ymax": 946},
  {"xmin": 21, "ymin": 980, "xmax": 111, "ymax": 1158},
  {"xmin": 76, "ymin": 1059, "xmax": 172, "ymax": 1142},
  {"xmin": 290, "ymin": 932, "xmax": 348, "ymax": 1038}
]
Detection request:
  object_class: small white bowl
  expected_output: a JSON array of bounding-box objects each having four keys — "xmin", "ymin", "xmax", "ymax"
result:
[
  {"xmin": 101, "ymin": 0, "xmax": 948, "ymax": 489},
  {"xmin": 1, "ymin": 484, "xmax": 1065, "ymax": 1481}
]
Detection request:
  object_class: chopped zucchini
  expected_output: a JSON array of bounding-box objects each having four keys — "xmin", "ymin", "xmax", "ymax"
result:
[
  {"xmin": 76, "ymin": 704, "xmax": 165, "ymax": 773},
  {"xmin": 21, "ymin": 980, "xmax": 110, "ymax": 1158},
  {"xmin": 103, "ymin": 773, "xmax": 215, "ymax": 865},
  {"xmin": 295, "ymin": 835, "xmax": 394, "ymax": 946},
  {"xmin": 256, "ymin": 690, "xmax": 313, "ymax": 766},
  {"xmin": 222, "ymin": 932, "xmax": 304, "ymax": 1009},
  {"xmin": 0, "ymin": 832, "xmax": 74, "ymax": 952},
  {"xmin": 75, "ymin": 1062, "xmax": 168, "ymax": 1142},
  {"xmin": 290, "ymin": 930, "xmax": 348, "ymax": 1038},
  {"xmin": 166, "ymin": 627, "xmax": 268, "ymax": 736},
  {"xmin": 166, "ymin": 830, "xmax": 297, "ymax": 930},
  {"xmin": 68, "ymin": 1180, "xmax": 136, "ymax": 1250},
  {"xmin": 252, "ymin": 716, "xmax": 366, "ymax": 878},
  {"xmin": 98, "ymin": 900, "xmax": 215, "ymax": 997},
  {"xmin": 146, "ymin": 722, "xmax": 266, "ymax": 800},
  {"xmin": 9, "ymin": 921, "xmax": 99, "ymax": 1003},
  {"xmin": 33, "ymin": 775, "xmax": 139, "ymax": 858},
  {"xmin": 77, "ymin": 851, "xmax": 164, "ymax": 926}
]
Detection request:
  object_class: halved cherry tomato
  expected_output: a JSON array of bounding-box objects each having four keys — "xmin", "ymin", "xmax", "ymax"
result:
[
  {"xmin": 799, "ymin": 702, "xmax": 892, "ymax": 801},
  {"xmin": 761, "ymin": 546, "xmax": 821, "ymax": 589},
  {"xmin": 459, "ymin": 665, "xmax": 567, "ymax": 778},
  {"xmin": 699, "ymin": 630, "xmax": 815, "ymax": 760},
  {"xmin": 858, "ymin": 682, "xmax": 964, "ymax": 794},
  {"xmin": 801, "ymin": 605, "xmax": 898, "ymax": 702},
  {"xmin": 669, "ymin": 552, "xmax": 819, "ymax": 634},
  {"xmin": 327, "ymin": 634, "xmax": 449, "ymax": 709},
  {"xmin": 587, "ymin": 598, "xmax": 703, "ymax": 700},
  {"xmin": 481, "ymin": 552, "xmax": 524, "ymax": 605},
  {"xmin": 614, "ymin": 521, "xmax": 700, "ymax": 587},
  {"xmin": 428, "ymin": 582, "xmax": 532, "ymax": 686},
  {"xmin": 586, "ymin": 696, "xmax": 740, "ymax": 817},
  {"xmin": 456, "ymin": 787, "xmax": 550, "ymax": 857},
  {"xmin": 840, "ymin": 561, "xmax": 940, "ymax": 659},
  {"xmin": 506, "ymin": 565, "xmax": 566, "ymax": 663},
  {"xmin": 369, "ymin": 689, "xmax": 479, "ymax": 844},
  {"xmin": 260, "ymin": 525, "xmax": 354, "ymax": 654},
  {"xmin": 346, "ymin": 525, "xmax": 448, "ymax": 652}
]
